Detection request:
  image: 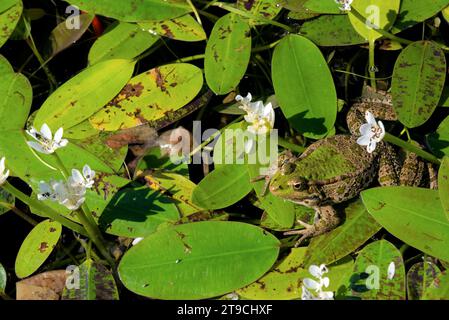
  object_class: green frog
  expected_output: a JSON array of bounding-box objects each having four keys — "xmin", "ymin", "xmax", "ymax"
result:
[{"xmin": 269, "ymin": 87, "xmax": 436, "ymax": 246}]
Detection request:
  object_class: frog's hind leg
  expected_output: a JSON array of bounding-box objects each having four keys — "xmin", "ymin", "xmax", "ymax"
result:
[{"xmin": 284, "ymin": 205, "xmax": 340, "ymax": 247}]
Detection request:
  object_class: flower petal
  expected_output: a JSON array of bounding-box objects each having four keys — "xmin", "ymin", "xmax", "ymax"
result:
[
  {"xmin": 303, "ymin": 278, "xmax": 321, "ymax": 291},
  {"xmin": 367, "ymin": 140, "xmax": 377, "ymax": 153},
  {"xmin": 387, "ymin": 261, "xmax": 395, "ymax": 280},
  {"xmin": 309, "ymin": 265, "xmax": 322, "ymax": 278},
  {"xmin": 357, "ymin": 135, "xmax": 371, "ymax": 147},
  {"xmin": 71, "ymin": 169, "xmax": 84, "ymax": 185},
  {"xmin": 359, "ymin": 123, "xmax": 372, "ymax": 136},
  {"xmin": 365, "ymin": 111, "xmax": 377, "ymax": 126},
  {"xmin": 0, "ymin": 157, "xmax": 5, "ymax": 174},
  {"xmin": 40, "ymin": 123, "xmax": 53, "ymax": 140},
  {"xmin": 27, "ymin": 141, "xmax": 51, "ymax": 154},
  {"xmin": 53, "ymin": 127, "xmax": 64, "ymax": 143}
]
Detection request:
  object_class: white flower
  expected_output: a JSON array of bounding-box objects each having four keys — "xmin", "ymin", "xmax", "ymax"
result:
[
  {"xmin": 301, "ymin": 264, "xmax": 334, "ymax": 300},
  {"xmin": 68, "ymin": 165, "xmax": 95, "ymax": 189},
  {"xmin": 236, "ymin": 93, "xmax": 276, "ymax": 154},
  {"xmin": 26, "ymin": 123, "xmax": 68, "ymax": 154},
  {"xmin": 356, "ymin": 111, "xmax": 385, "ymax": 153},
  {"xmin": 335, "ymin": 0, "xmax": 353, "ymax": 11},
  {"xmin": 387, "ymin": 261, "xmax": 396, "ymax": 280},
  {"xmin": 132, "ymin": 237, "xmax": 144, "ymax": 246},
  {"xmin": 0, "ymin": 157, "xmax": 10, "ymax": 185}
]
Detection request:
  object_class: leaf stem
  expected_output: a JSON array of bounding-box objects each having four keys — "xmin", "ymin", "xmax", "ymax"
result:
[
  {"xmin": 384, "ymin": 132, "xmax": 441, "ymax": 165},
  {"xmin": 368, "ymin": 39, "xmax": 377, "ymax": 90},
  {"xmin": 0, "ymin": 202, "xmax": 38, "ymax": 226}
]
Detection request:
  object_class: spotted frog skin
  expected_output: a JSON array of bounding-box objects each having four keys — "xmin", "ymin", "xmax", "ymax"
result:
[{"xmin": 269, "ymin": 87, "xmax": 435, "ymax": 246}]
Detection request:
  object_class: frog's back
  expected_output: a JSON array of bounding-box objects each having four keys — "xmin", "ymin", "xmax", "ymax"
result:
[{"xmin": 296, "ymin": 135, "xmax": 375, "ymax": 181}]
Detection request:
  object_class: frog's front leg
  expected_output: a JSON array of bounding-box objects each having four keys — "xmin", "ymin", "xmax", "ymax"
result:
[{"xmin": 284, "ymin": 205, "xmax": 340, "ymax": 247}]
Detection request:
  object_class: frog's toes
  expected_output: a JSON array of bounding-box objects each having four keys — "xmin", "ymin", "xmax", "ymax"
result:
[{"xmin": 284, "ymin": 224, "xmax": 317, "ymax": 247}]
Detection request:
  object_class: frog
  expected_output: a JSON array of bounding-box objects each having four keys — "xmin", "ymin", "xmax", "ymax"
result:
[{"xmin": 269, "ymin": 86, "xmax": 436, "ymax": 246}]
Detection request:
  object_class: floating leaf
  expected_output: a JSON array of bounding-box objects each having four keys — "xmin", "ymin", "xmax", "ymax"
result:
[
  {"xmin": 0, "ymin": 0, "xmax": 22, "ymax": 48},
  {"xmin": 90, "ymin": 63, "xmax": 203, "ymax": 131},
  {"xmin": 236, "ymin": 0, "xmax": 282, "ymax": 25},
  {"xmin": 34, "ymin": 59, "xmax": 136, "ymax": 130},
  {"xmin": 204, "ymin": 13, "xmax": 251, "ymax": 95},
  {"xmin": 303, "ymin": 0, "xmax": 341, "ymax": 14},
  {"xmin": 191, "ymin": 165, "xmax": 253, "ymax": 210},
  {"xmin": 272, "ymin": 34, "xmax": 337, "ymax": 138},
  {"xmin": 391, "ymin": 41, "xmax": 446, "ymax": 128},
  {"xmin": 443, "ymin": 5, "xmax": 449, "ymax": 23},
  {"xmin": 15, "ymin": 220, "xmax": 62, "ymax": 279},
  {"xmin": 348, "ymin": 0, "xmax": 401, "ymax": 41},
  {"xmin": 99, "ymin": 186, "xmax": 180, "ymax": 238},
  {"xmin": 300, "ymin": 14, "xmax": 366, "ymax": 46},
  {"xmin": 439, "ymin": 157, "xmax": 449, "ymax": 221},
  {"xmin": 362, "ymin": 187, "xmax": 449, "ymax": 262},
  {"xmin": 407, "ymin": 261, "xmax": 441, "ymax": 300},
  {"xmin": 351, "ymin": 240, "xmax": 406, "ymax": 300},
  {"xmin": 393, "ymin": 0, "xmax": 449, "ymax": 32},
  {"xmin": 68, "ymin": 0, "xmax": 190, "ymax": 22},
  {"xmin": 303, "ymin": 199, "xmax": 381, "ymax": 267},
  {"xmin": 138, "ymin": 14, "xmax": 206, "ymax": 42},
  {"xmin": 0, "ymin": 55, "xmax": 32, "ymax": 131},
  {"xmin": 118, "ymin": 221, "xmax": 280, "ymax": 299},
  {"xmin": 47, "ymin": 13, "xmax": 94, "ymax": 58},
  {"xmin": 422, "ymin": 270, "xmax": 449, "ymax": 299},
  {"xmin": 62, "ymin": 260, "xmax": 119, "ymax": 300},
  {"xmin": 89, "ymin": 22, "xmax": 159, "ymax": 65}
]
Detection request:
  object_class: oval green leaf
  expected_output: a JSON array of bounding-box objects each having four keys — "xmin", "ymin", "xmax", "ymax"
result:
[
  {"xmin": 422, "ymin": 271, "xmax": 449, "ymax": 300},
  {"xmin": 391, "ymin": 41, "xmax": 446, "ymax": 128},
  {"xmin": 438, "ymin": 157, "xmax": 449, "ymax": 221},
  {"xmin": 362, "ymin": 187, "xmax": 449, "ymax": 262},
  {"xmin": 15, "ymin": 220, "xmax": 62, "ymax": 279},
  {"xmin": 407, "ymin": 261, "xmax": 441, "ymax": 300},
  {"xmin": 89, "ymin": 22, "xmax": 159, "ymax": 65},
  {"xmin": 351, "ymin": 240, "xmax": 406, "ymax": 300},
  {"xmin": 138, "ymin": 14, "xmax": 206, "ymax": 42},
  {"xmin": 90, "ymin": 63, "xmax": 203, "ymax": 131},
  {"xmin": 0, "ymin": 0, "xmax": 22, "ymax": 48},
  {"xmin": 191, "ymin": 164, "xmax": 253, "ymax": 210},
  {"xmin": 204, "ymin": 13, "xmax": 251, "ymax": 95},
  {"xmin": 68, "ymin": 0, "xmax": 190, "ymax": 22},
  {"xmin": 0, "ymin": 262, "xmax": 6, "ymax": 295},
  {"xmin": 34, "ymin": 59, "xmax": 136, "ymax": 130},
  {"xmin": 236, "ymin": 0, "xmax": 282, "ymax": 25},
  {"xmin": 272, "ymin": 34, "xmax": 337, "ymax": 138},
  {"xmin": 118, "ymin": 221, "xmax": 280, "ymax": 299}
]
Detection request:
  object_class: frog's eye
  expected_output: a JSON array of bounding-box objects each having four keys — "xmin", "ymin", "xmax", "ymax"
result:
[{"xmin": 291, "ymin": 179, "xmax": 307, "ymax": 191}]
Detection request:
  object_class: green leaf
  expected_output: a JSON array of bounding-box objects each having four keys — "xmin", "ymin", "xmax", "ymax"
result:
[
  {"xmin": 0, "ymin": 262, "xmax": 6, "ymax": 295},
  {"xmin": 428, "ymin": 114, "xmax": 449, "ymax": 158},
  {"xmin": 236, "ymin": 0, "xmax": 282, "ymax": 25},
  {"xmin": 15, "ymin": 220, "xmax": 62, "ymax": 279},
  {"xmin": 300, "ymin": 14, "xmax": 366, "ymax": 46},
  {"xmin": 47, "ymin": 13, "xmax": 94, "ymax": 58},
  {"xmin": 99, "ymin": 186, "xmax": 180, "ymax": 238},
  {"xmin": 90, "ymin": 63, "xmax": 203, "ymax": 131},
  {"xmin": 303, "ymin": 199, "xmax": 381, "ymax": 267},
  {"xmin": 272, "ymin": 34, "xmax": 337, "ymax": 138},
  {"xmin": 34, "ymin": 59, "xmax": 136, "ymax": 130},
  {"xmin": 422, "ymin": 271, "xmax": 449, "ymax": 300},
  {"xmin": 0, "ymin": 189, "xmax": 15, "ymax": 216},
  {"xmin": 118, "ymin": 221, "xmax": 280, "ymax": 299},
  {"xmin": 351, "ymin": 240, "xmax": 406, "ymax": 300},
  {"xmin": 88, "ymin": 22, "xmax": 159, "ymax": 65},
  {"xmin": 303, "ymin": 0, "xmax": 341, "ymax": 14},
  {"xmin": 443, "ymin": 5, "xmax": 449, "ymax": 23},
  {"xmin": 204, "ymin": 13, "xmax": 251, "ymax": 95},
  {"xmin": 237, "ymin": 248, "xmax": 310, "ymax": 300},
  {"xmin": 68, "ymin": 0, "xmax": 190, "ymax": 22},
  {"xmin": 392, "ymin": 0, "xmax": 449, "ymax": 32},
  {"xmin": 138, "ymin": 14, "xmax": 206, "ymax": 42},
  {"xmin": 439, "ymin": 157, "xmax": 449, "ymax": 221},
  {"xmin": 191, "ymin": 165, "xmax": 253, "ymax": 210},
  {"xmin": 62, "ymin": 259, "xmax": 119, "ymax": 300},
  {"xmin": 407, "ymin": 261, "xmax": 441, "ymax": 300},
  {"xmin": 362, "ymin": 187, "xmax": 449, "ymax": 262},
  {"xmin": 348, "ymin": 0, "xmax": 401, "ymax": 41},
  {"xmin": 146, "ymin": 171, "xmax": 204, "ymax": 217},
  {"xmin": 0, "ymin": 55, "xmax": 32, "ymax": 131},
  {"xmin": 0, "ymin": 0, "xmax": 22, "ymax": 48},
  {"xmin": 391, "ymin": 41, "xmax": 446, "ymax": 128}
]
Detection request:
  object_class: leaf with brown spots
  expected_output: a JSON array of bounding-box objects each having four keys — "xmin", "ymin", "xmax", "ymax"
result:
[
  {"xmin": 0, "ymin": 0, "xmax": 22, "ymax": 48},
  {"xmin": 236, "ymin": 0, "xmax": 282, "ymax": 25},
  {"xmin": 89, "ymin": 63, "xmax": 203, "ymax": 131},
  {"xmin": 407, "ymin": 261, "xmax": 441, "ymax": 300},
  {"xmin": 15, "ymin": 220, "xmax": 62, "ymax": 279},
  {"xmin": 392, "ymin": 41, "xmax": 446, "ymax": 128},
  {"xmin": 204, "ymin": 13, "xmax": 251, "ymax": 95},
  {"xmin": 138, "ymin": 14, "xmax": 206, "ymax": 42}
]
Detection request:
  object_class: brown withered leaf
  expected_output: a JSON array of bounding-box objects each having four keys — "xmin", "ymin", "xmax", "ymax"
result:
[{"xmin": 16, "ymin": 270, "xmax": 67, "ymax": 300}]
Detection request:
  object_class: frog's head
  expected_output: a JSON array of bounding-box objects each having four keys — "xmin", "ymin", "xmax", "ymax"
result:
[{"xmin": 269, "ymin": 163, "xmax": 321, "ymax": 205}]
